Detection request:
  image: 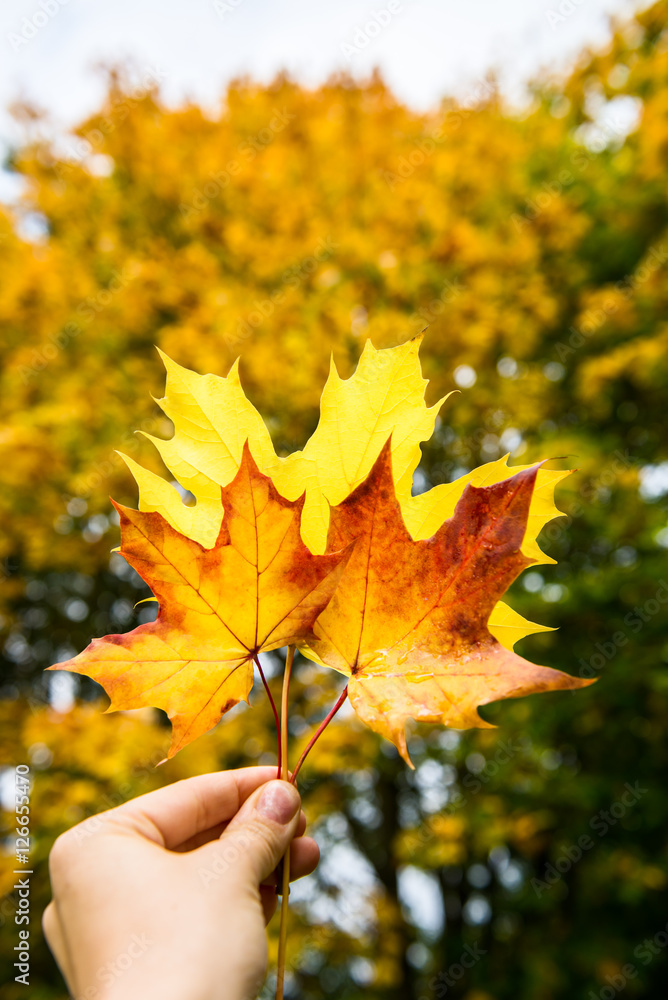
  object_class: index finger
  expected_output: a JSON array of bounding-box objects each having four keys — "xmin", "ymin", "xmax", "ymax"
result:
[{"xmin": 102, "ymin": 767, "xmax": 286, "ymax": 850}]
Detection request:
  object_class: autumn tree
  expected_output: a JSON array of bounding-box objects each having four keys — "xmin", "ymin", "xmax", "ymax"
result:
[{"xmin": 2, "ymin": 3, "xmax": 668, "ymax": 997}]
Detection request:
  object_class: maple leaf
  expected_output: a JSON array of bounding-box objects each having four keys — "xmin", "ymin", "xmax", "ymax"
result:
[
  {"xmin": 122, "ymin": 337, "xmax": 447, "ymax": 553},
  {"xmin": 403, "ymin": 455, "xmax": 570, "ymax": 564},
  {"xmin": 402, "ymin": 455, "xmax": 572, "ymax": 651},
  {"xmin": 121, "ymin": 341, "xmax": 564, "ymax": 653},
  {"xmin": 269, "ymin": 336, "xmax": 448, "ymax": 553},
  {"xmin": 121, "ymin": 349, "xmax": 277, "ymax": 548},
  {"xmin": 304, "ymin": 440, "xmax": 593, "ymax": 765},
  {"xmin": 48, "ymin": 445, "xmax": 349, "ymax": 758}
]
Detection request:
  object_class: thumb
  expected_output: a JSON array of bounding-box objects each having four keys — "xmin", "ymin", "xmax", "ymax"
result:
[{"xmin": 199, "ymin": 780, "xmax": 301, "ymax": 887}]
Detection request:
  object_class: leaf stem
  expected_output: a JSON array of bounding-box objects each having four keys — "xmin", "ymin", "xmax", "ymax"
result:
[
  {"xmin": 290, "ymin": 683, "xmax": 348, "ymax": 786},
  {"xmin": 280, "ymin": 646, "xmax": 294, "ymax": 783},
  {"xmin": 275, "ymin": 645, "xmax": 295, "ymax": 1000},
  {"xmin": 253, "ymin": 654, "xmax": 281, "ymax": 776}
]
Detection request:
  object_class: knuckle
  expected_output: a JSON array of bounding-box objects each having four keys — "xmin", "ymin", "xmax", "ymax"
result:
[
  {"xmin": 48, "ymin": 830, "xmax": 76, "ymax": 872},
  {"xmin": 42, "ymin": 902, "xmax": 56, "ymax": 942}
]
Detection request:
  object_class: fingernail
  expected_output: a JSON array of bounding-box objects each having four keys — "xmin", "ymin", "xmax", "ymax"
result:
[{"xmin": 257, "ymin": 781, "xmax": 300, "ymax": 825}]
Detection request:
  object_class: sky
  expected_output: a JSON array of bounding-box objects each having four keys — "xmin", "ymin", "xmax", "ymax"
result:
[
  {"xmin": 0, "ymin": 0, "xmax": 651, "ymax": 198},
  {"xmin": 1, "ymin": 0, "xmax": 651, "ymax": 118}
]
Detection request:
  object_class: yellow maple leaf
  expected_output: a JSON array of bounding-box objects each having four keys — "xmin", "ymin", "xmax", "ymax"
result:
[
  {"xmin": 269, "ymin": 336, "xmax": 448, "ymax": 553},
  {"xmin": 121, "ymin": 349, "xmax": 277, "ymax": 547},
  {"xmin": 124, "ymin": 337, "xmax": 447, "ymax": 553},
  {"xmin": 124, "ymin": 339, "xmax": 568, "ymax": 652}
]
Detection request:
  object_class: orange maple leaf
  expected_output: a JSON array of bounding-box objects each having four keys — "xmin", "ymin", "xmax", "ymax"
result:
[
  {"xmin": 305, "ymin": 440, "xmax": 594, "ymax": 765},
  {"xmin": 48, "ymin": 445, "xmax": 350, "ymax": 757}
]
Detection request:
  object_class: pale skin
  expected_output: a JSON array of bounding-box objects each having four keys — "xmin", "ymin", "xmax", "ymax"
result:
[{"xmin": 43, "ymin": 767, "xmax": 319, "ymax": 1000}]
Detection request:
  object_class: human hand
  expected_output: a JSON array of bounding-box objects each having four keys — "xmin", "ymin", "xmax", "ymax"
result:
[{"xmin": 43, "ymin": 767, "xmax": 318, "ymax": 1000}]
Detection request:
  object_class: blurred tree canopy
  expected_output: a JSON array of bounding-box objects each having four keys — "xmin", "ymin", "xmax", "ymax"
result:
[{"xmin": 2, "ymin": 2, "xmax": 668, "ymax": 998}]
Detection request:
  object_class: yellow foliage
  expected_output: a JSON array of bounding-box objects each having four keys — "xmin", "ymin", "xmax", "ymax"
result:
[
  {"xmin": 3, "ymin": 2, "xmax": 668, "ymax": 991},
  {"xmin": 0, "ymin": 68, "xmax": 589, "ymax": 593}
]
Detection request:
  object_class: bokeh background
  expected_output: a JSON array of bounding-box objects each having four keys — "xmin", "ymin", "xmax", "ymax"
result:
[{"xmin": 2, "ymin": 1, "xmax": 668, "ymax": 997}]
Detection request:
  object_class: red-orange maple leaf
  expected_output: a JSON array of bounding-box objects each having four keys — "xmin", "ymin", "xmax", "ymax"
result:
[
  {"xmin": 304, "ymin": 440, "xmax": 593, "ymax": 764},
  {"xmin": 49, "ymin": 445, "xmax": 350, "ymax": 757}
]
